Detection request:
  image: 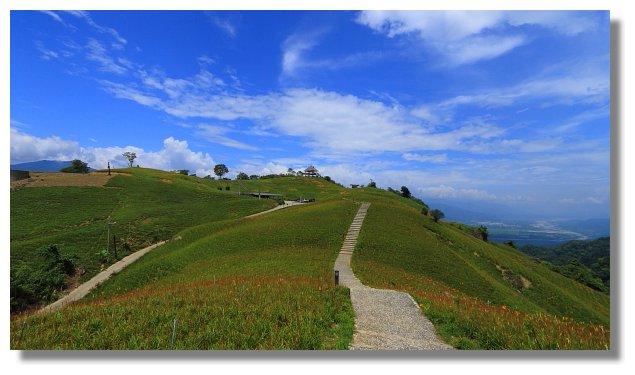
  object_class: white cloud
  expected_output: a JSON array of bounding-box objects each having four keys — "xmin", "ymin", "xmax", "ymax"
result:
[
  {"xmin": 10, "ymin": 128, "xmax": 80, "ymax": 164},
  {"xmin": 356, "ymin": 10, "xmax": 600, "ymax": 66},
  {"xmin": 37, "ymin": 10, "xmax": 67, "ymax": 26},
  {"xmin": 280, "ymin": 30, "xmax": 382, "ymax": 78},
  {"xmin": 86, "ymin": 38, "xmax": 127, "ymax": 75},
  {"xmin": 418, "ymin": 184, "xmax": 498, "ymax": 201},
  {"xmin": 207, "ymin": 13, "xmax": 237, "ymax": 37},
  {"xmin": 281, "ymin": 31, "xmax": 324, "ymax": 77},
  {"xmin": 10, "ymin": 129, "xmax": 216, "ymax": 177},
  {"xmin": 505, "ymin": 11, "xmax": 599, "ymax": 36},
  {"xmin": 196, "ymin": 125, "xmax": 258, "ymax": 150},
  {"xmin": 402, "ymin": 153, "xmax": 448, "ymax": 163},
  {"xmin": 63, "ymin": 10, "xmax": 127, "ymax": 45},
  {"xmin": 442, "ymin": 35, "xmax": 526, "ymax": 66}
]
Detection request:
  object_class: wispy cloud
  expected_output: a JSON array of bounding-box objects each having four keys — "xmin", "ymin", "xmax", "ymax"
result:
[
  {"xmin": 35, "ymin": 41, "xmax": 60, "ymax": 60},
  {"xmin": 356, "ymin": 10, "xmax": 601, "ymax": 66},
  {"xmin": 85, "ymin": 38, "xmax": 128, "ymax": 74},
  {"xmin": 402, "ymin": 153, "xmax": 449, "ymax": 163},
  {"xmin": 196, "ymin": 125, "xmax": 258, "ymax": 150},
  {"xmin": 206, "ymin": 13, "xmax": 237, "ymax": 37},
  {"xmin": 281, "ymin": 30, "xmax": 325, "ymax": 78},
  {"xmin": 411, "ymin": 57, "xmax": 609, "ymax": 124},
  {"xmin": 63, "ymin": 10, "xmax": 127, "ymax": 45},
  {"xmin": 280, "ymin": 29, "xmax": 383, "ymax": 79},
  {"xmin": 37, "ymin": 10, "xmax": 69, "ymax": 27}
]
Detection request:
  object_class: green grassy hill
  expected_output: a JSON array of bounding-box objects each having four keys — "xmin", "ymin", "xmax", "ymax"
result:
[
  {"xmin": 10, "ymin": 168, "xmax": 276, "ymax": 312},
  {"xmin": 10, "ymin": 170, "xmax": 609, "ymax": 349}
]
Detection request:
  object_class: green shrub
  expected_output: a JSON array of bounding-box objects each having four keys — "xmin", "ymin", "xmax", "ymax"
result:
[{"xmin": 10, "ymin": 245, "xmax": 76, "ymax": 313}]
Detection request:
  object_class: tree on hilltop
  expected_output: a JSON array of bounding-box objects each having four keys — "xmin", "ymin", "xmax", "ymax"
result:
[
  {"xmin": 122, "ymin": 152, "xmax": 137, "ymax": 168},
  {"xmin": 401, "ymin": 186, "xmax": 411, "ymax": 198},
  {"xmin": 60, "ymin": 159, "xmax": 89, "ymax": 174},
  {"xmin": 214, "ymin": 164, "xmax": 229, "ymax": 180}
]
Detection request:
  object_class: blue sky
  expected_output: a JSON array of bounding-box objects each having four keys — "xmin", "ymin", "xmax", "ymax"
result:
[{"xmin": 10, "ymin": 10, "xmax": 610, "ymax": 219}]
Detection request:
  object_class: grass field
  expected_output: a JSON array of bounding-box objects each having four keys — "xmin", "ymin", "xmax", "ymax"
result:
[
  {"xmin": 350, "ymin": 199, "xmax": 610, "ymax": 349},
  {"xmin": 10, "ymin": 199, "xmax": 358, "ymax": 349},
  {"xmin": 10, "ymin": 170, "xmax": 610, "ymax": 350},
  {"xmin": 10, "ymin": 168, "xmax": 276, "ymax": 312}
]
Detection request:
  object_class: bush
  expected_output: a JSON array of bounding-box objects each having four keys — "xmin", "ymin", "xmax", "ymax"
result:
[
  {"xmin": 60, "ymin": 159, "xmax": 89, "ymax": 174},
  {"xmin": 400, "ymin": 186, "xmax": 411, "ymax": 198},
  {"xmin": 10, "ymin": 245, "xmax": 76, "ymax": 313},
  {"xmin": 430, "ymin": 209, "xmax": 445, "ymax": 223}
]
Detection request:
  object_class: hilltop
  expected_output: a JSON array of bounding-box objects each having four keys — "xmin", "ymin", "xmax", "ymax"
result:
[{"xmin": 10, "ymin": 168, "xmax": 609, "ymax": 349}]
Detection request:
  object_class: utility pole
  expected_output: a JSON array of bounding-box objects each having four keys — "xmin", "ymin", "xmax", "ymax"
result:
[
  {"xmin": 106, "ymin": 219, "xmax": 116, "ymax": 254},
  {"xmin": 107, "ymin": 162, "xmax": 111, "ymax": 176}
]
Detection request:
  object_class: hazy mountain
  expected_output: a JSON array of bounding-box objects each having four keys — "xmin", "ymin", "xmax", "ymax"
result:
[{"xmin": 10, "ymin": 160, "xmax": 73, "ymax": 172}]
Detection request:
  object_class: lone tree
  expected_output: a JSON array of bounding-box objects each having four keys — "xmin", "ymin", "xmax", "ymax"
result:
[
  {"xmin": 368, "ymin": 179, "xmax": 377, "ymax": 188},
  {"xmin": 122, "ymin": 152, "xmax": 137, "ymax": 168},
  {"xmin": 477, "ymin": 225, "xmax": 489, "ymax": 242},
  {"xmin": 400, "ymin": 186, "xmax": 411, "ymax": 198},
  {"xmin": 430, "ymin": 209, "xmax": 445, "ymax": 223},
  {"xmin": 236, "ymin": 172, "xmax": 249, "ymax": 180},
  {"xmin": 60, "ymin": 159, "xmax": 89, "ymax": 174},
  {"xmin": 214, "ymin": 164, "xmax": 229, "ymax": 180}
]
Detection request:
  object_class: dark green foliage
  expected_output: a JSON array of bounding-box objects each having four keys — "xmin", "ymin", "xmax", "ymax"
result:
[
  {"xmin": 505, "ymin": 240, "xmax": 516, "ymax": 248},
  {"xmin": 520, "ymin": 238, "xmax": 610, "ymax": 291},
  {"xmin": 10, "ymin": 245, "xmax": 76, "ymax": 313},
  {"xmin": 59, "ymin": 159, "xmax": 89, "ymax": 174},
  {"xmin": 478, "ymin": 225, "xmax": 489, "ymax": 242},
  {"xmin": 249, "ymin": 175, "xmax": 259, "ymax": 180},
  {"xmin": 410, "ymin": 196, "xmax": 428, "ymax": 209},
  {"xmin": 236, "ymin": 172, "xmax": 249, "ymax": 180},
  {"xmin": 542, "ymin": 260, "xmax": 608, "ymax": 293},
  {"xmin": 421, "ymin": 206, "xmax": 429, "ymax": 215},
  {"xmin": 430, "ymin": 209, "xmax": 445, "ymax": 222},
  {"xmin": 214, "ymin": 164, "xmax": 229, "ymax": 179},
  {"xmin": 368, "ymin": 179, "xmax": 376, "ymax": 188},
  {"xmin": 323, "ymin": 176, "xmax": 332, "ymax": 182},
  {"xmin": 177, "ymin": 170, "xmax": 189, "ymax": 175},
  {"xmin": 400, "ymin": 186, "xmax": 411, "ymax": 198}
]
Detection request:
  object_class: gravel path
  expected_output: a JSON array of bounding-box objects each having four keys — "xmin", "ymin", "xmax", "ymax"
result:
[
  {"xmin": 38, "ymin": 201, "xmax": 301, "ymax": 315},
  {"xmin": 335, "ymin": 202, "xmax": 454, "ymax": 350}
]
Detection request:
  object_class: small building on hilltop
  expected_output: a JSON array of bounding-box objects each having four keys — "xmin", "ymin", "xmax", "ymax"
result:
[{"xmin": 300, "ymin": 165, "xmax": 319, "ymax": 177}]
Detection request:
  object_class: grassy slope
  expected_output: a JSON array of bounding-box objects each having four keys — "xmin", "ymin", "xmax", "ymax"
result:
[
  {"xmin": 11, "ymin": 174, "xmax": 610, "ymax": 349},
  {"xmin": 199, "ymin": 176, "xmax": 346, "ymax": 201},
  {"xmin": 349, "ymin": 198, "xmax": 610, "ymax": 349},
  {"xmin": 10, "ymin": 168, "xmax": 275, "ymax": 306},
  {"xmin": 11, "ymin": 199, "xmax": 357, "ymax": 349}
]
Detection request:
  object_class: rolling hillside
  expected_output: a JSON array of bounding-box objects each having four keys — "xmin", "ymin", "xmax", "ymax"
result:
[
  {"xmin": 10, "ymin": 169, "xmax": 610, "ymax": 349},
  {"xmin": 10, "ymin": 168, "xmax": 276, "ymax": 313}
]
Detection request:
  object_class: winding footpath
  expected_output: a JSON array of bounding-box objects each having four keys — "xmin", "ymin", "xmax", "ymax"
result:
[
  {"xmin": 334, "ymin": 202, "xmax": 454, "ymax": 350},
  {"xmin": 38, "ymin": 201, "xmax": 301, "ymax": 315}
]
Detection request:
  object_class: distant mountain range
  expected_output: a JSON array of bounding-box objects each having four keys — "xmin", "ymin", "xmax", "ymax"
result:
[{"xmin": 11, "ymin": 160, "xmax": 96, "ymax": 172}]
